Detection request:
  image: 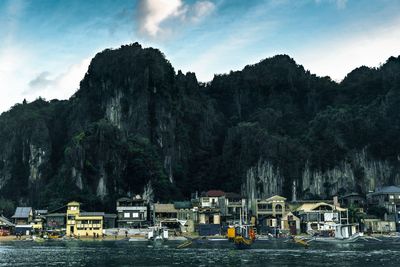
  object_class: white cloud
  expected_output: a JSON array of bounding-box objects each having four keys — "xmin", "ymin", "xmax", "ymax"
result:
[
  {"xmin": 294, "ymin": 17, "xmax": 400, "ymax": 81},
  {"xmin": 137, "ymin": 0, "xmax": 215, "ymax": 38},
  {"xmin": 26, "ymin": 57, "xmax": 91, "ymax": 100}
]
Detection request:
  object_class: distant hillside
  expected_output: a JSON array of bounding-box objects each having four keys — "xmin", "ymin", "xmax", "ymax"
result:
[{"xmin": 1, "ymin": 43, "xmax": 399, "ymax": 215}]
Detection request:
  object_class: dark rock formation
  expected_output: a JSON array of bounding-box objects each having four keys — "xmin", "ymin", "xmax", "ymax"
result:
[{"xmin": 0, "ymin": 43, "xmax": 399, "ymax": 213}]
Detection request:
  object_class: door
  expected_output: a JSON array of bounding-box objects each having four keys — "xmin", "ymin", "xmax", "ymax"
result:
[
  {"xmin": 70, "ymin": 226, "xmax": 74, "ymax": 235},
  {"xmin": 289, "ymin": 220, "xmax": 297, "ymax": 235}
]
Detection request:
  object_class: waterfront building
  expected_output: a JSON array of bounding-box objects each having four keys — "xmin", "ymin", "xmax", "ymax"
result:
[
  {"xmin": 46, "ymin": 213, "xmax": 66, "ymax": 229},
  {"xmin": 280, "ymin": 211, "xmax": 301, "ymax": 235},
  {"xmin": 218, "ymin": 192, "xmax": 246, "ymax": 225},
  {"xmin": 104, "ymin": 214, "xmax": 117, "ymax": 229},
  {"xmin": 116, "ymin": 196, "xmax": 148, "ymax": 228},
  {"xmin": 154, "ymin": 203, "xmax": 178, "ymax": 223},
  {"xmin": 362, "ymin": 218, "xmax": 396, "ymax": 233},
  {"xmin": 11, "ymin": 207, "xmax": 33, "ymax": 225},
  {"xmin": 199, "ymin": 190, "xmax": 225, "ymax": 208},
  {"xmin": 339, "ymin": 193, "xmax": 366, "ymax": 208},
  {"xmin": 256, "ymin": 195, "xmax": 287, "ymax": 233},
  {"xmin": 66, "ymin": 201, "xmax": 103, "ymax": 237},
  {"xmin": 367, "ymin": 186, "xmax": 400, "ymax": 227},
  {"xmin": 0, "ymin": 215, "xmax": 14, "ymax": 235},
  {"xmin": 35, "ymin": 210, "xmax": 48, "ymax": 217},
  {"xmin": 174, "ymin": 201, "xmax": 197, "ymax": 233},
  {"xmin": 296, "ymin": 202, "xmax": 348, "ymax": 233}
]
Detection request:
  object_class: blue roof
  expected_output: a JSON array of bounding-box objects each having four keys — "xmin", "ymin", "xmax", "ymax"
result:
[
  {"xmin": 371, "ymin": 186, "xmax": 400, "ymax": 195},
  {"xmin": 11, "ymin": 207, "xmax": 32, "ymax": 219}
]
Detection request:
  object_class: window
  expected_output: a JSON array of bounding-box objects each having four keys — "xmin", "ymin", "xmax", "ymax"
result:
[
  {"xmin": 124, "ymin": 212, "xmax": 130, "ymax": 218},
  {"xmin": 390, "ymin": 195, "xmax": 394, "ymax": 199},
  {"xmin": 132, "ymin": 213, "xmax": 139, "ymax": 218}
]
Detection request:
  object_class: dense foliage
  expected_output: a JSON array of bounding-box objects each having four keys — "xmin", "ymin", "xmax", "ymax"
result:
[{"xmin": 0, "ymin": 43, "xmax": 399, "ymax": 214}]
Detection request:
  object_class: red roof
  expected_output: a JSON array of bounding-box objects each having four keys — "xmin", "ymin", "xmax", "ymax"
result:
[{"xmin": 206, "ymin": 190, "xmax": 225, "ymax": 197}]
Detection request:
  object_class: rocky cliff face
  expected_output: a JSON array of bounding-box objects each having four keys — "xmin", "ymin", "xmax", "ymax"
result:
[{"xmin": 0, "ymin": 43, "xmax": 399, "ymax": 212}]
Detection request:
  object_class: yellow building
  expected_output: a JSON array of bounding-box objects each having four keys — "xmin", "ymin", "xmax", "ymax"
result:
[{"xmin": 66, "ymin": 201, "xmax": 103, "ymax": 237}]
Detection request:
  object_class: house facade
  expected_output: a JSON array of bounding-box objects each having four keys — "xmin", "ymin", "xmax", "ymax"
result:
[
  {"xmin": 256, "ymin": 195, "xmax": 287, "ymax": 233},
  {"xmin": 296, "ymin": 202, "xmax": 348, "ymax": 233},
  {"xmin": 367, "ymin": 186, "xmax": 400, "ymax": 227},
  {"xmin": 66, "ymin": 201, "xmax": 103, "ymax": 237},
  {"xmin": 11, "ymin": 207, "xmax": 33, "ymax": 225},
  {"xmin": 219, "ymin": 193, "xmax": 246, "ymax": 225},
  {"xmin": 116, "ymin": 196, "xmax": 148, "ymax": 228}
]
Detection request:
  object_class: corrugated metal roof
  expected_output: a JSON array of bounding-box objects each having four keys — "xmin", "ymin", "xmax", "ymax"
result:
[
  {"xmin": 296, "ymin": 202, "xmax": 346, "ymax": 212},
  {"xmin": 0, "ymin": 215, "xmax": 15, "ymax": 227},
  {"xmin": 370, "ymin": 186, "xmax": 400, "ymax": 195},
  {"xmin": 154, "ymin": 204, "xmax": 177, "ymax": 213},
  {"xmin": 11, "ymin": 207, "xmax": 32, "ymax": 218},
  {"xmin": 174, "ymin": 201, "xmax": 192, "ymax": 209}
]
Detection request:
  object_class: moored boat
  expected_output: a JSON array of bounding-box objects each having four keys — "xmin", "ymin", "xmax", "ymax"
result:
[
  {"xmin": 233, "ymin": 225, "xmax": 256, "ymax": 249},
  {"xmin": 312, "ymin": 224, "xmax": 363, "ymax": 243}
]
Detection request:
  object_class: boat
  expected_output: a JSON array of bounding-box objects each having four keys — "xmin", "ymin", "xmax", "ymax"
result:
[
  {"xmin": 311, "ymin": 224, "xmax": 364, "ymax": 243},
  {"xmin": 231, "ymin": 205, "xmax": 256, "ymax": 249},
  {"xmin": 147, "ymin": 225, "xmax": 169, "ymax": 243},
  {"xmin": 233, "ymin": 224, "xmax": 256, "ymax": 249}
]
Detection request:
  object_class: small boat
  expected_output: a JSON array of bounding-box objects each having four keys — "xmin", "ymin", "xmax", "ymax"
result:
[
  {"xmin": 233, "ymin": 224, "xmax": 256, "ymax": 249},
  {"xmin": 311, "ymin": 224, "xmax": 364, "ymax": 243},
  {"xmin": 147, "ymin": 225, "xmax": 169, "ymax": 244}
]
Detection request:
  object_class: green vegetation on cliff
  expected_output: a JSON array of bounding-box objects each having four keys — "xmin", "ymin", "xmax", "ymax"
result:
[{"xmin": 0, "ymin": 43, "xmax": 399, "ymax": 215}]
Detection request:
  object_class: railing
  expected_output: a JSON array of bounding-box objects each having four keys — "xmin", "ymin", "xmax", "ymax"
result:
[{"xmin": 228, "ymin": 201, "xmax": 242, "ymax": 206}]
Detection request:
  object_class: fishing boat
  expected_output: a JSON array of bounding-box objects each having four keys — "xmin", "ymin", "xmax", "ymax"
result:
[
  {"xmin": 233, "ymin": 224, "xmax": 256, "ymax": 249},
  {"xmin": 232, "ymin": 206, "xmax": 256, "ymax": 249},
  {"xmin": 311, "ymin": 224, "xmax": 364, "ymax": 243},
  {"xmin": 147, "ymin": 225, "xmax": 169, "ymax": 243}
]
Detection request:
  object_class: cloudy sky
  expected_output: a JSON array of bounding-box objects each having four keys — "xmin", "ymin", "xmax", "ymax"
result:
[{"xmin": 0, "ymin": 0, "xmax": 399, "ymax": 113}]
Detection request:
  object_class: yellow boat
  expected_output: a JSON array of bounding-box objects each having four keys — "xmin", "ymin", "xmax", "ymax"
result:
[{"xmin": 233, "ymin": 225, "xmax": 256, "ymax": 249}]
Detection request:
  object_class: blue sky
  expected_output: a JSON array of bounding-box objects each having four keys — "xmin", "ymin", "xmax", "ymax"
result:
[{"xmin": 0, "ymin": 0, "xmax": 399, "ymax": 112}]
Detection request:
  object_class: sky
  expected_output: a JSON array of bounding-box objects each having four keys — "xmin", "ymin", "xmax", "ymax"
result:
[{"xmin": 0, "ymin": 0, "xmax": 399, "ymax": 113}]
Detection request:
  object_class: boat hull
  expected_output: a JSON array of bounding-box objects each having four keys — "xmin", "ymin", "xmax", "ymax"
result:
[{"xmin": 234, "ymin": 236, "xmax": 253, "ymax": 249}]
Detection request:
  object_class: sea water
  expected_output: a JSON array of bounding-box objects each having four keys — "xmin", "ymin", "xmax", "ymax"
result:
[{"xmin": 0, "ymin": 238, "xmax": 399, "ymax": 266}]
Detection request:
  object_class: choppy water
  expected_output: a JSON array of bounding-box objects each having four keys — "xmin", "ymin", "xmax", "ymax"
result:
[{"xmin": 1, "ymin": 238, "xmax": 400, "ymax": 266}]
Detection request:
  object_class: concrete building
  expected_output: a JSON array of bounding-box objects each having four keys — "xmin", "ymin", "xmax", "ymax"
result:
[
  {"xmin": 11, "ymin": 207, "xmax": 33, "ymax": 225},
  {"xmin": 219, "ymin": 192, "xmax": 246, "ymax": 225},
  {"xmin": 256, "ymin": 195, "xmax": 287, "ymax": 233},
  {"xmin": 339, "ymin": 193, "xmax": 366, "ymax": 208},
  {"xmin": 281, "ymin": 212, "xmax": 301, "ymax": 235},
  {"xmin": 0, "ymin": 215, "xmax": 14, "ymax": 235},
  {"xmin": 367, "ymin": 186, "xmax": 400, "ymax": 228},
  {"xmin": 116, "ymin": 196, "xmax": 148, "ymax": 228},
  {"xmin": 199, "ymin": 190, "xmax": 225, "ymax": 208},
  {"xmin": 296, "ymin": 202, "xmax": 348, "ymax": 233},
  {"xmin": 362, "ymin": 218, "xmax": 396, "ymax": 233},
  {"xmin": 154, "ymin": 204, "xmax": 177, "ymax": 223},
  {"xmin": 46, "ymin": 213, "xmax": 66, "ymax": 229},
  {"xmin": 174, "ymin": 201, "xmax": 197, "ymax": 233},
  {"xmin": 66, "ymin": 201, "xmax": 103, "ymax": 237}
]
